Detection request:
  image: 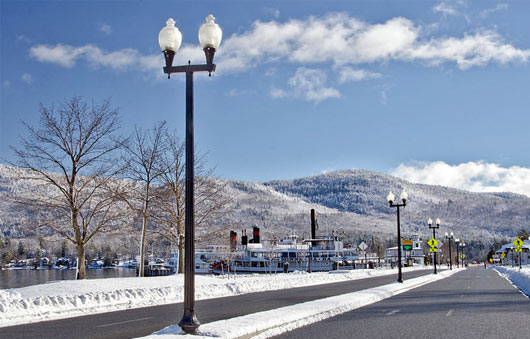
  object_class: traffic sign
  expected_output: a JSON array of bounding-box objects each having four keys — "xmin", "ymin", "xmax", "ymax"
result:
[
  {"xmin": 501, "ymin": 252, "xmax": 506, "ymax": 258},
  {"xmin": 359, "ymin": 241, "xmax": 368, "ymax": 251},
  {"xmin": 403, "ymin": 239, "xmax": 413, "ymax": 251},
  {"xmin": 429, "ymin": 247, "xmax": 437, "ymax": 252},
  {"xmin": 461, "ymin": 254, "xmax": 465, "ymax": 258},
  {"xmin": 427, "ymin": 238, "xmax": 438, "ymax": 248},
  {"xmin": 513, "ymin": 237, "xmax": 523, "ymax": 248},
  {"xmin": 515, "ymin": 248, "xmax": 523, "ymax": 252}
]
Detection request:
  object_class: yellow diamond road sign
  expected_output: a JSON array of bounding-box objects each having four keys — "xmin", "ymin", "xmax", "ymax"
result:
[
  {"xmin": 513, "ymin": 237, "xmax": 524, "ymax": 248},
  {"xmin": 428, "ymin": 238, "xmax": 438, "ymax": 248},
  {"xmin": 515, "ymin": 248, "xmax": 523, "ymax": 252},
  {"xmin": 429, "ymin": 247, "xmax": 437, "ymax": 252},
  {"xmin": 501, "ymin": 252, "xmax": 506, "ymax": 258}
]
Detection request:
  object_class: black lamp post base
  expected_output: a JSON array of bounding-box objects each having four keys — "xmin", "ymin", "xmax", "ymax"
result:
[
  {"xmin": 179, "ymin": 311, "xmax": 200, "ymax": 334},
  {"xmin": 397, "ymin": 279, "xmax": 403, "ymax": 283}
]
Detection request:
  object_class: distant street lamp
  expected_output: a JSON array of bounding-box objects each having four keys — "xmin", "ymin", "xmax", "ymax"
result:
[
  {"xmin": 428, "ymin": 218, "xmax": 440, "ymax": 274},
  {"xmin": 158, "ymin": 14, "xmax": 222, "ymax": 334},
  {"xmin": 460, "ymin": 242, "xmax": 466, "ymax": 267},
  {"xmin": 387, "ymin": 190, "xmax": 408, "ymax": 283},
  {"xmin": 445, "ymin": 231, "xmax": 454, "ymax": 270},
  {"xmin": 454, "ymin": 238, "xmax": 460, "ymax": 268}
]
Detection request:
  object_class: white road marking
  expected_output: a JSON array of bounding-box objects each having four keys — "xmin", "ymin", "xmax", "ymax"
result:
[
  {"xmin": 386, "ymin": 309, "xmax": 400, "ymax": 316},
  {"xmin": 446, "ymin": 309, "xmax": 454, "ymax": 317},
  {"xmin": 98, "ymin": 317, "xmax": 155, "ymax": 327}
]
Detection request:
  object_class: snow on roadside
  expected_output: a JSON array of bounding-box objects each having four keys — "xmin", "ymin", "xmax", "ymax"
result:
[
  {"xmin": 493, "ymin": 266, "xmax": 530, "ymax": 297},
  {"xmin": 142, "ymin": 269, "xmax": 462, "ymax": 339},
  {"xmin": 0, "ymin": 266, "xmax": 427, "ymax": 327}
]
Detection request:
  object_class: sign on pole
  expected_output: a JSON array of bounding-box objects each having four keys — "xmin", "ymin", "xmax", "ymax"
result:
[
  {"xmin": 359, "ymin": 241, "xmax": 368, "ymax": 251},
  {"xmin": 427, "ymin": 238, "xmax": 438, "ymax": 248},
  {"xmin": 403, "ymin": 239, "xmax": 413, "ymax": 251},
  {"xmin": 513, "ymin": 237, "xmax": 523, "ymax": 248},
  {"xmin": 429, "ymin": 247, "xmax": 437, "ymax": 252}
]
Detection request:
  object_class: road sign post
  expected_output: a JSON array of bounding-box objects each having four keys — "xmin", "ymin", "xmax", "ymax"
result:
[{"xmin": 513, "ymin": 237, "xmax": 523, "ymax": 269}]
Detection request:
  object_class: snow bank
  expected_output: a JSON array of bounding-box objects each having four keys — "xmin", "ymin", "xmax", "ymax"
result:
[
  {"xmin": 0, "ymin": 266, "xmax": 427, "ymax": 327},
  {"xmin": 142, "ymin": 269, "xmax": 462, "ymax": 339},
  {"xmin": 493, "ymin": 266, "xmax": 530, "ymax": 297}
]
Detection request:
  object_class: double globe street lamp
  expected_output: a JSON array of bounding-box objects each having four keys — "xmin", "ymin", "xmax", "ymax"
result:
[
  {"xmin": 158, "ymin": 14, "xmax": 222, "ymax": 334},
  {"xmin": 445, "ymin": 231, "xmax": 454, "ymax": 270},
  {"xmin": 387, "ymin": 190, "xmax": 408, "ymax": 283},
  {"xmin": 428, "ymin": 218, "xmax": 440, "ymax": 274},
  {"xmin": 454, "ymin": 238, "xmax": 460, "ymax": 268}
]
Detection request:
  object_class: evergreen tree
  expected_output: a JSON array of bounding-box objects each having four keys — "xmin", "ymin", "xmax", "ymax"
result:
[{"xmin": 17, "ymin": 241, "xmax": 26, "ymax": 258}]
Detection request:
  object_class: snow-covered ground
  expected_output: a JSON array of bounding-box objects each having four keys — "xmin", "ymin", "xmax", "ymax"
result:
[
  {"xmin": 493, "ymin": 266, "xmax": 530, "ymax": 297},
  {"xmin": 1, "ymin": 266, "xmax": 428, "ymax": 328}
]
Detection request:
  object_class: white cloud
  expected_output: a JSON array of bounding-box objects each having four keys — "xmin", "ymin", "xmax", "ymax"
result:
[
  {"xmin": 272, "ymin": 68, "xmax": 340, "ymax": 103},
  {"xmin": 337, "ymin": 67, "xmax": 382, "ymax": 83},
  {"xmin": 405, "ymin": 30, "xmax": 530, "ymax": 69},
  {"xmin": 228, "ymin": 88, "xmax": 247, "ymax": 97},
  {"xmin": 479, "ymin": 4, "xmax": 508, "ymax": 19},
  {"xmin": 29, "ymin": 13, "xmax": 530, "ymax": 83},
  {"xmin": 98, "ymin": 23, "xmax": 112, "ymax": 35},
  {"xmin": 270, "ymin": 87, "xmax": 288, "ymax": 99},
  {"xmin": 21, "ymin": 73, "xmax": 32, "ymax": 84},
  {"xmin": 28, "ymin": 43, "xmax": 166, "ymax": 73},
  {"xmin": 16, "ymin": 35, "xmax": 31, "ymax": 44},
  {"xmin": 391, "ymin": 161, "xmax": 530, "ymax": 197},
  {"xmin": 217, "ymin": 13, "xmax": 530, "ymax": 72},
  {"xmin": 380, "ymin": 91, "xmax": 387, "ymax": 105},
  {"xmin": 433, "ymin": 0, "xmax": 466, "ymax": 17}
]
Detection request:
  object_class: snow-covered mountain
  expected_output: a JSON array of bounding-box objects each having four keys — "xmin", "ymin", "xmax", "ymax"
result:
[{"xmin": 1, "ymin": 164, "xmax": 528, "ymax": 247}]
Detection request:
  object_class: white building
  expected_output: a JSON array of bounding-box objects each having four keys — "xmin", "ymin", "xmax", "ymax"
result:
[
  {"xmin": 495, "ymin": 239, "xmax": 530, "ymax": 266},
  {"xmin": 384, "ymin": 234, "xmax": 425, "ymax": 266}
]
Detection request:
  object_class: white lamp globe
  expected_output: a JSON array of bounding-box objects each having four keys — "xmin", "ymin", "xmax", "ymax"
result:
[
  {"xmin": 387, "ymin": 191, "xmax": 395, "ymax": 204},
  {"xmin": 436, "ymin": 218, "xmax": 441, "ymax": 226},
  {"xmin": 159, "ymin": 18, "xmax": 182, "ymax": 52},
  {"xmin": 428, "ymin": 218, "xmax": 433, "ymax": 226},
  {"xmin": 400, "ymin": 190, "xmax": 408, "ymax": 202},
  {"xmin": 199, "ymin": 14, "xmax": 222, "ymax": 49}
]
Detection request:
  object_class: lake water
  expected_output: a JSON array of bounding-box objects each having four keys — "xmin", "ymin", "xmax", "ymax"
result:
[{"xmin": 0, "ymin": 268, "xmax": 138, "ymax": 289}]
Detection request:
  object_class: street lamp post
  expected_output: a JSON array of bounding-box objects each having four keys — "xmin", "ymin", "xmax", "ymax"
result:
[
  {"xmin": 387, "ymin": 190, "xmax": 408, "ymax": 283},
  {"xmin": 428, "ymin": 218, "xmax": 440, "ymax": 274},
  {"xmin": 454, "ymin": 238, "xmax": 460, "ymax": 268},
  {"xmin": 158, "ymin": 15, "xmax": 222, "ymax": 334},
  {"xmin": 461, "ymin": 242, "xmax": 466, "ymax": 267},
  {"xmin": 445, "ymin": 231, "xmax": 454, "ymax": 270}
]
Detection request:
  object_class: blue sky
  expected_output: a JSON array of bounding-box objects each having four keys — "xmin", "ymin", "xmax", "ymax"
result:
[{"xmin": 2, "ymin": 0, "xmax": 530, "ymax": 193}]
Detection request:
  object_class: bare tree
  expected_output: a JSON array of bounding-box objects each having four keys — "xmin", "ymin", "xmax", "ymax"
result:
[
  {"xmin": 10, "ymin": 97, "xmax": 124, "ymax": 279},
  {"xmin": 116, "ymin": 122, "xmax": 168, "ymax": 277},
  {"xmin": 155, "ymin": 131, "xmax": 232, "ymax": 273}
]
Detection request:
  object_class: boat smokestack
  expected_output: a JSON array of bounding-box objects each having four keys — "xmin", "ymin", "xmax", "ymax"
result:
[
  {"xmin": 311, "ymin": 209, "xmax": 317, "ymax": 239},
  {"xmin": 230, "ymin": 231, "xmax": 237, "ymax": 252},
  {"xmin": 253, "ymin": 226, "xmax": 260, "ymax": 244},
  {"xmin": 241, "ymin": 229, "xmax": 248, "ymax": 247}
]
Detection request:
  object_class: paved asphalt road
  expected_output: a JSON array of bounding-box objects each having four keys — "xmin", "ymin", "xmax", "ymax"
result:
[
  {"xmin": 3, "ymin": 270, "xmax": 432, "ymax": 339},
  {"xmin": 275, "ymin": 267, "xmax": 530, "ymax": 339}
]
